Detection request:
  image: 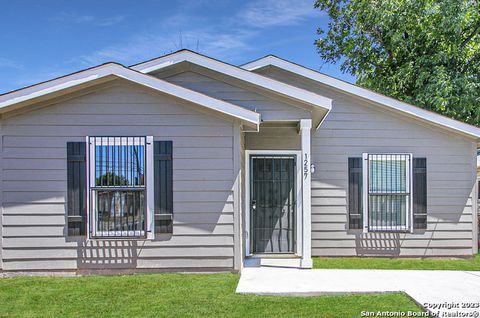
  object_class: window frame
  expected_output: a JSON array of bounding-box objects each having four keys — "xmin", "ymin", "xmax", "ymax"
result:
[
  {"xmin": 86, "ymin": 136, "xmax": 154, "ymax": 239},
  {"xmin": 362, "ymin": 153, "xmax": 413, "ymax": 233}
]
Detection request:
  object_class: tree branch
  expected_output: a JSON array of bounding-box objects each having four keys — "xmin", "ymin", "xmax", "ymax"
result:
[
  {"xmin": 368, "ymin": 26, "xmax": 394, "ymax": 61},
  {"xmin": 460, "ymin": 24, "xmax": 480, "ymax": 49},
  {"xmin": 464, "ymin": 52, "xmax": 480, "ymax": 71}
]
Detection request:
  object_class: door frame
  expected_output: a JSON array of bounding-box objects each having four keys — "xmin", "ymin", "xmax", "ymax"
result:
[{"xmin": 244, "ymin": 150, "xmax": 303, "ymax": 257}]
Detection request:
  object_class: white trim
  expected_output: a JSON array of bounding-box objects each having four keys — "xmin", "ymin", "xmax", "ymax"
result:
[
  {"xmin": 232, "ymin": 123, "xmax": 243, "ymax": 271},
  {"xmin": 86, "ymin": 136, "xmax": 92, "ymax": 240},
  {"xmin": 145, "ymin": 136, "xmax": 154, "ymax": 239},
  {"xmin": 91, "ymin": 136, "xmax": 146, "ymax": 146},
  {"xmin": 242, "ymin": 56, "xmax": 480, "ymax": 140},
  {"xmin": 131, "ymin": 50, "xmax": 332, "ymax": 112},
  {"xmin": 299, "ymin": 119, "xmax": 312, "ymax": 268},
  {"xmin": 94, "ymin": 230, "xmax": 145, "ymax": 237},
  {"xmin": 87, "ymin": 136, "xmax": 153, "ymax": 239},
  {"xmin": 362, "ymin": 153, "xmax": 369, "ymax": 233},
  {"xmin": 0, "ymin": 63, "xmax": 260, "ymax": 128},
  {"xmin": 362, "ymin": 153, "xmax": 413, "ymax": 233},
  {"xmin": 87, "ymin": 137, "xmax": 96, "ymax": 239},
  {"xmin": 245, "ymin": 153, "xmax": 251, "ymax": 257},
  {"xmin": 244, "ymin": 150, "xmax": 302, "ymax": 258},
  {"xmin": 408, "ymin": 155, "xmax": 414, "ymax": 233}
]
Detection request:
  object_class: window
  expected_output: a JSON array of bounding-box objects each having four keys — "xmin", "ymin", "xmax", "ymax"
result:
[
  {"xmin": 66, "ymin": 138, "xmax": 173, "ymax": 238},
  {"xmin": 363, "ymin": 154, "xmax": 412, "ymax": 232},
  {"xmin": 88, "ymin": 136, "xmax": 153, "ymax": 238}
]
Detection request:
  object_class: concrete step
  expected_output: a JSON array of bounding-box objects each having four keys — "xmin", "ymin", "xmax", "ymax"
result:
[{"xmin": 244, "ymin": 257, "xmax": 301, "ymax": 268}]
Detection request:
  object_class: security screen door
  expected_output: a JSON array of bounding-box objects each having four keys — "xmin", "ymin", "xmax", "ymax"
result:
[{"xmin": 250, "ymin": 155, "xmax": 296, "ymax": 254}]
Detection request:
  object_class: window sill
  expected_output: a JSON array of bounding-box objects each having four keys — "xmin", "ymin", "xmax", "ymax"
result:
[
  {"xmin": 366, "ymin": 227, "xmax": 410, "ymax": 233},
  {"xmin": 89, "ymin": 230, "xmax": 146, "ymax": 240},
  {"xmin": 87, "ymin": 237, "xmax": 150, "ymax": 241}
]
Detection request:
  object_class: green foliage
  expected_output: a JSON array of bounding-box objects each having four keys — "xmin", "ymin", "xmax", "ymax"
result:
[
  {"xmin": 313, "ymin": 254, "xmax": 480, "ymax": 270},
  {"xmin": 315, "ymin": 0, "xmax": 480, "ymax": 126},
  {"xmin": 95, "ymin": 172, "xmax": 129, "ymax": 186},
  {"xmin": 0, "ymin": 274, "xmax": 424, "ymax": 317}
]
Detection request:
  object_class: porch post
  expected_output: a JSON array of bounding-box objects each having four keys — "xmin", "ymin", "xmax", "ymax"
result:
[
  {"xmin": 233, "ymin": 121, "xmax": 243, "ymax": 271},
  {"xmin": 299, "ymin": 119, "xmax": 313, "ymax": 268}
]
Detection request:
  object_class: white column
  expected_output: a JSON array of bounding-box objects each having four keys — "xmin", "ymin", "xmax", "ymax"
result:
[
  {"xmin": 232, "ymin": 122, "xmax": 243, "ymax": 271},
  {"xmin": 299, "ymin": 119, "xmax": 312, "ymax": 268},
  {"xmin": 146, "ymin": 136, "xmax": 155, "ymax": 240}
]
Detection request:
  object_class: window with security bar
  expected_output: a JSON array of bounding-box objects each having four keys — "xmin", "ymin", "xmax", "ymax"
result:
[
  {"xmin": 88, "ymin": 136, "xmax": 149, "ymax": 238},
  {"xmin": 364, "ymin": 153, "xmax": 412, "ymax": 232}
]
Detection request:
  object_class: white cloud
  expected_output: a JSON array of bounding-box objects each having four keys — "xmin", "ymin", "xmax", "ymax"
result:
[
  {"xmin": 179, "ymin": 0, "xmax": 231, "ymax": 10},
  {"xmin": 54, "ymin": 0, "xmax": 321, "ymax": 73},
  {"xmin": 239, "ymin": 0, "xmax": 320, "ymax": 28},
  {"xmin": 76, "ymin": 27, "xmax": 254, "ymax": 66},
  {"xmin": 0, "ymin": 57, "xmax": 23, "ymax": 70},
  {"xmin": 51, "ymin": 13, "xmax": 125, "ymax": 27}
]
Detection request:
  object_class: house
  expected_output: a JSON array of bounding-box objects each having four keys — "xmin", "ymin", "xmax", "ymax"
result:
[
  {"xmin": 477, "ymin": 149, "xmax": 480, "ymax": 176},
  {"xmin": 0, "ymin": 50, "xmax": 478, "ymax": 273}
]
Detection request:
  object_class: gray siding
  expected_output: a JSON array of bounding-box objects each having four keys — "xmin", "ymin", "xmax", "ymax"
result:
[
  {"xmin": 256, "ymin": 67, "xmax": 477, "ymax": 257},
  {"xmin": 245, "ymin": 124, "xmax": 301, "ymax": 151},
  {"xmin": 0, "ymin": 120, "xmax": 2, "ymax": 270},
  {"xmin": 159, "ymin": 70, "xmax": 310, "ymax": 121},
  {"xmin": 1, "ymin": 81, "xmax": 237, "ymax": 271}
]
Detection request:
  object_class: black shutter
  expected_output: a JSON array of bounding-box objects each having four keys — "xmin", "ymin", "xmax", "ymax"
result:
[
  {"xmin": 67, "ymin": 142, "xmax": 87, "ymax": 236},
  {"xmin": 154, "ymin": 141, "xmax": 173, "ymax": 235},
  {"xmin": 348, "ymin": 157, "xmax": 363, "ymax": 230},
  {"xmin": 413, "ymin": 158, "xmax": 427, "ymax": 229}
]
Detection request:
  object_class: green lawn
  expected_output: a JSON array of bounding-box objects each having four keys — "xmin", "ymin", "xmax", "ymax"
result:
[
  {"xmin": 313, "ymin": 254, "xmax": 480, "ymax": 271},
  {"xmin": 0, "ymin": 273, "xmax": 425, "ymax": 318}
]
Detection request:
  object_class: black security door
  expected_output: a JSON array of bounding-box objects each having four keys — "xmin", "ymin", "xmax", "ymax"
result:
[{"xmin": 251, "ymin": 155, "xmax": 296, "ymax": 253}]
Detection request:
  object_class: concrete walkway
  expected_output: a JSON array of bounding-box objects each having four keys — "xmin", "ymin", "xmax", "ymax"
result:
[{"xmin": 237, "ymin": 267, "xmax": 480, "ymax": 315}]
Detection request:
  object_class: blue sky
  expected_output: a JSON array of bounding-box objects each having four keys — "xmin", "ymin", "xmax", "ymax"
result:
[{"xmin": 0, "ymin": 0, "xmax": 356, "ymax": 94}]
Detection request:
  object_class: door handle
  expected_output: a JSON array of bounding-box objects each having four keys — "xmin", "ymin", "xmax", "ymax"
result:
[{"xmin": 251, "ymin": 200, "xmax": 256, "ymax": 212}]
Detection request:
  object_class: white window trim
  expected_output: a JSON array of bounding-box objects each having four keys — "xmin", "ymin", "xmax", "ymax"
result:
[
  {"xmin": 362, "ymin": 153, "xmax": 413, "ymax": 233},
  {"xmin": 86, "ymin": 136, "xmax": 154, "ymax": 240},
  {"xmin": 145, "ymin": 136, "xmax": 154, "ymax": 239}
]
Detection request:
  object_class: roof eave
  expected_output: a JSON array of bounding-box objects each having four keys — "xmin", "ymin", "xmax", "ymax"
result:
[
  {"xmin": 131, "ymin": 50, "xmax": 333, "ymax": 112},
  {"xmin": 241, "ymin": 56, "xmax": 480, "ymax": 140},
  {"xmin": 0, "ymin": 63, "xmax": 261, "ymax": 129}
]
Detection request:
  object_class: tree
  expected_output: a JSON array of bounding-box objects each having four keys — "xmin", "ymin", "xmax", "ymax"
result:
[
  {"xmin": 315, "ymin": 0, "xmax": 480, "ymax": 126},
  {"xmin": 96, "ymin": 172, "xmax": 130, "ymax": 186}
]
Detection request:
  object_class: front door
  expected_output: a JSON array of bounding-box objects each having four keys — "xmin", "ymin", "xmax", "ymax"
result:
[{"xmin": 250, "ymin": 155, "xmax": 296, "ymax": 254}]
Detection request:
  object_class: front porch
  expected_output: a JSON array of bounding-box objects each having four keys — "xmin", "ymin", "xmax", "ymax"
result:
[{"xmin": 241, "ymin": 120, "xmax": 313, "ymax": 269}]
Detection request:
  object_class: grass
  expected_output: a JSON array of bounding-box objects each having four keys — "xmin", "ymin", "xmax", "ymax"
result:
[
  {"xmin": 0, "ymin": 273, "xmax": 425, "ymax": 318},
  {"xmin": 313, "ymin": 254, "xmax": 480, "ymax": 271}
]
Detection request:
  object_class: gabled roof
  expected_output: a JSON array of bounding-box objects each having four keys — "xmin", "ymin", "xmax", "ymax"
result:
[
  {"xmin": 0, "ymin": 62, "xmax": 260, "ymax": 128},
  {"xmin": 242, "ymin": 55, "xmax": 480, "ymax": 140},
  {"xmin": 131, "ymin": 49, "xmax": 332, "ymax": 112}
]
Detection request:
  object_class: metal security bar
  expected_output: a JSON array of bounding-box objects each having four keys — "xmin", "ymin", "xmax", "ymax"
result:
[
  {"xmin": 89, "ymin": 136, "xmax": 147, "ymax": 238},
  {"xmin": 250, "ymin": 155, "xmax": 296, "ymax": 253},
  {"xmin": 367, "ymin": 154, "xmax": 411, "ymax": 232}
]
